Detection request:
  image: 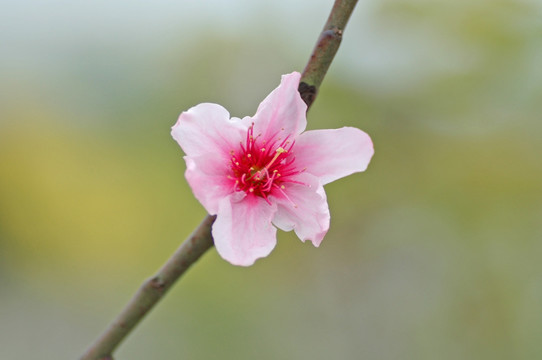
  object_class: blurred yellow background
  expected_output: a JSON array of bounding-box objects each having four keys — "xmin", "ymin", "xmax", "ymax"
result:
[{"xmin": 1, "ymin": 0, "xmax": 541, "ymax": 359}]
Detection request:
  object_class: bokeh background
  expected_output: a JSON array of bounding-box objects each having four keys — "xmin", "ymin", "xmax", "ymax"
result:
[{"xmin": 1, "ymin": 0, "xmax": 541, "ymax": 359}]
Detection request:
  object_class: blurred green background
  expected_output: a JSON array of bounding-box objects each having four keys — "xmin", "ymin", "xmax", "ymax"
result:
[{"xmin": 1, "ymin": 0, "xmax": 541, "ymax": 359}]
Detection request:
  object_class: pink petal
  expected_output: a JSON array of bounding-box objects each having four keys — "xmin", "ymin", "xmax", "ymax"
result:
[
  {"xmin": 252, "ymin": 72, "xmax": 307, "ymax": 142},
  {"xmin": 171, "ymin": 103, "xmax": 246, "ymax": 159},
  {"xmin": 271, "ymin": 173, "xmax": 330, "ymax": 247},
  {"xmin": 213, "ymin": 195, "xmax": 278, "ymax": 266},
  {"xmin": 184, "ymin": 153, "xmax": 237, "ymax": 215},
  {"xmin": 294, "ymin": 127, "xmax": 374, "ymax": 185}
]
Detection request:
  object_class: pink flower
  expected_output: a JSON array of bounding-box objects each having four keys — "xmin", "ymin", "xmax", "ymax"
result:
[{"xmin": 171, "ymin": 72, "xmax": 374, "ymax": 266}]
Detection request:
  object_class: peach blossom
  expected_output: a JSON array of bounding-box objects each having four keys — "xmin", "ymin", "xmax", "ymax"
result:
[{"xmin": 172, "ymin": 72, "xmax": 373, "ymax": 266}]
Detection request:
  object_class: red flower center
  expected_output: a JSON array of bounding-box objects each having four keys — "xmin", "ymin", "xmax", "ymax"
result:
[{"xmin": 229, "ymin": 124, "xmax": 303, "ymax": 203}]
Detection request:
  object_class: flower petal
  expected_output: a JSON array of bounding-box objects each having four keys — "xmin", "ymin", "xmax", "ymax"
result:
[
  {"xmin": 293, "ymin": 127, "xmax": 374, "ymax": 185},
  {"xmin": 171, "ymin": 102, "xmax": 246, "ymax": 158},
  {"xmin": 184, "ymin": 153, "xmax": 238, "ymax": 215},
  {"xmin": 252, "ymin": 72, "xmax": 307, "ymax": 142},
  {"xmin": 213, "ymin": 195, "xmax": 278, "ymax": 266},
  {"xmin": 271, "ymin": 173, "xmax": 330, "ymax": 247}
]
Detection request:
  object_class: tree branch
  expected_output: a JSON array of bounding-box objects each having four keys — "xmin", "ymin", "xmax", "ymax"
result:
[
  {"xmin": 80, "ymin": 215, "xmax": 215, "ymax": 360},
  {"xmin": 80, "ymin": 1, "xmax": 359, "ymax": 359},
  {"xmin": 299, "ymin": 0, "xmax": 358, "ymax": 109}
]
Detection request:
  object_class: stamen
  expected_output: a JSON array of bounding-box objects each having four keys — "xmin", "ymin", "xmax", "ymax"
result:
[
  {"xmin": 261, "ymin": 192, "xmax": 272, "ymax": 205},
  {"xmin": 262, "ymin": 169, "xmax": 278, "ymax": 192},
  {"xmin": 229, "ymin": 124, "xmax": 302, "ymax": 200},
  {"xmin": 273, "ymin": 183, "xmax": 297, "ymax": 208},
  {"xmin": 288, "ymin": 180, "xmax": 309, "ymax": 187}
]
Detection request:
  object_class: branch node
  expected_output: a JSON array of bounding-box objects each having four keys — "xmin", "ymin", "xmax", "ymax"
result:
[
  {"xmin": 322, "ymin": 27, "xmax": 343, "ymax": 41},
  {"xmin": 149, "ymin": 277, "xmax": 166, "ymax": 292},
  {"xmin": 298, "ymin": 82, "xmax": 317, "ymax": 108}
]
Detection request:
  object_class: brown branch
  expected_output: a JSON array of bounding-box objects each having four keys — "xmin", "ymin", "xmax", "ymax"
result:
[
  {"xmin": 80, "ymin": 215, "xmax": 215, "ymax": 360},
  {"xmin": 80, "ymin": 1, "xmax": 359, "ymax": 358},
  {"xmin": 299, "ymin": 0, "xmax": 359, "ymax": 109}
]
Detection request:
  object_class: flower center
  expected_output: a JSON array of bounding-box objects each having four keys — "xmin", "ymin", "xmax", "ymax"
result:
[{"xmin": 228, "ymin": 124, "xmax": 302, "ymax": 203}]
